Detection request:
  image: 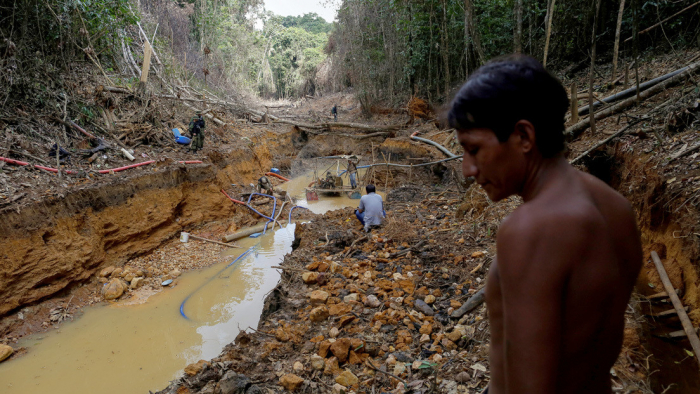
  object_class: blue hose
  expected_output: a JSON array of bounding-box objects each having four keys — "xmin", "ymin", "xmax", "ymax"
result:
[
  {"xmin": 246, "ymin": 193, "xmax": 277, "ymax": 221},
  {"xmin": 288, "ymin": 206, "xmax": 309, "ymax": 223},
  {"xmin": 179, "ymin": 245, "xmax": 256, "ymax": 320}
]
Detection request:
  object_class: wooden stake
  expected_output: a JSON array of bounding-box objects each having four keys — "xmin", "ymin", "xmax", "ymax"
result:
[
  {"xmin": 141, "ymin": 41, "xmax": 152, "ymax": 84},
  {"xmin": 624, "ymin": 62, "xmax": 629, "ymax": 89},
  {"xmin": 571, "ymin": 82, "xmax": 579, "ymax": 124},
  {"xmin": 651, "ymin": 251, "xmax": 700, "ymax": 370}
]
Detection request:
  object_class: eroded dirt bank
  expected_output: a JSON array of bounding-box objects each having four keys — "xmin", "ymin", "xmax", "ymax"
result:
[{"xmin": 0, "ymin": 131, "xmax": 292, "ymax": 318}]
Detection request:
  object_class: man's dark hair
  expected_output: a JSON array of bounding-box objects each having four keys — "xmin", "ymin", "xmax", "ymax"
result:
[
  {"xmin": 448, "ymin": 55, "xmax": 569, "ymax": 157},
  {"xmin": 366, "ymin": 184, "xmax": 376, "ymax": 193}
]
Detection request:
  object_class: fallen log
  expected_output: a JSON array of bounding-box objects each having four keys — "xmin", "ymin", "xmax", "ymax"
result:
[
  {"xmin": 223, "ymin": 221, "xmax": 287, "ymax": 242},
  {"xmin": 579, "ymin": 63, "xmax": 695, "ymax": 115},
  {"xmin": 451, "ymin": 287, "xmax": 486, "ymax": 318},
  {"xmin": 651, "ymin": 251, "xmax": 700, "ymax": 370},
  {"xmin": 565, "ymin": 59, "xmax": 700, "ymax": 141}
]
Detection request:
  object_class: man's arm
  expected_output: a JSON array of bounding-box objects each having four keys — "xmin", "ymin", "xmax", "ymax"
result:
[
  {"xmin": 497, "ymin": 212, "xmax": 584, "ymax": 394},
  {"xmin": 358, "ymin": 197, "xmax": 365, "ymax": 213}
]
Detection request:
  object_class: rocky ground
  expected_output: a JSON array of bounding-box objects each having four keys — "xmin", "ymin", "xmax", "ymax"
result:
[{"xmin": 156, "ymin": 184, "xmax": 651, "ymax": 394}]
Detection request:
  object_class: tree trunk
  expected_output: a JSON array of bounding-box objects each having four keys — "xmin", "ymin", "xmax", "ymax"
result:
[
  {"xmin": 514, "ymin": 0, "xmax": 523, "ymax": 53},
  {"xmin": 441, "ymin": 0, "xmax": 450, "ymax": 95},
  {"xmin": 543, "ymin": 0, "xmax": 557, "ymax": 67},
  {"xmin": 633, "ymin": 0, "xmax": 640, "ymax": 101},
  {"xmin": 589, "ymin": 0, "xmax": 602, "ymax": 134},
  {"xmin": 612, "ymin": 0, "xmax": 626, "ymax": 83},
  {"xmin": 465, "ymin": 0, "xmax": 485, "ymax": 66}
]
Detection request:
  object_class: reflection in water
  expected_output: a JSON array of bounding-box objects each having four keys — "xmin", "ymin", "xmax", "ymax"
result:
[{"xmin": 0, "ymin": 171, "xmax": 360, "ymax": 394}]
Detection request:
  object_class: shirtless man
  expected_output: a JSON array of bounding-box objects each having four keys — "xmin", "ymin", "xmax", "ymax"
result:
[{"xmin": 448, "ymin": 55, "xmax": 642, "ymax": 394}]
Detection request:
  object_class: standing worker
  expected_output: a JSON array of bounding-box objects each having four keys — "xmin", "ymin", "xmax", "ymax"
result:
[
  {"xmin": 331, "ymin": 104, "xmax": 338, "ymax": 122},
  {"xmin": 347, "ymin": 156, "xmax": 359, "ymax": 189},
  {"xmin": 188, "ymin": 111, "xmax": 206, "ymax": 153},
  {"xmin": 355, "ymin": 184, "xmax": 385, "ymax": 232}
]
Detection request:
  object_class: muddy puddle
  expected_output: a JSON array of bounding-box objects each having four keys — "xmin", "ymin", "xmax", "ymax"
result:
[{"xmin": 0, "ymin": 171, "xmax": 375, "ymax": 394}]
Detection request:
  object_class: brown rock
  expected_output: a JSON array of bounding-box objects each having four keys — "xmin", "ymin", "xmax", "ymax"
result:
[
  {"xmin": 306, "ymin": 261, "xmax": 321, "ymax": 270},
  {"xmin": 102, "ymin": 278, "xmax": 125, "ymax": 300},
  {"xmin": 348, "ymin": 350, "xmax": 362, "ymax": 365},
  {"xmin": 317, "ymin": 262, "xmax": 329, "ymax": 272},
  {"xmin": 0, "ymin": 344, "xmax": 13, "ymax": 362},
  {"xmin": 99, "ymin": 266, "xmax": 115, "ymax": 277},
  {"xmin": 184, "ymin": 360, "xmax": 209, "ymax": 376},
  {"xmin": 450, "ymin": 299, "xmax": 462, "ymax": 309},
  {"xmin": 279, "ymin": 374, "xmax": 304, "ymax": 391},
  {"xmin": 328, "ymin": 303, "xmax": 352, "ymax": 316},
  {"xmin": 302, "ymin": 272, "xmax": 319, "ymax": 284},
  {"xmin": 424, "ymin": 295, "xmax": 436, "ymax": 304},
  {"xmin": 338, "ymin": 315, "xmax": 356, "ymax": 328},
  {"xmin": 335, "ymin": 370, "xmax": 359, "ymax": 387},
  {"xmin": 318, "ymin": 341, "xmax": 332, "ymax": 358},
  {"xmin": 310, "ymin": 306, "xmax": 329, "ymax": 322},
  {"xmin": 324, "ymin": 356, "xmax": 341, "ymax": 376},
  {"xmin": 129, "ymin": 277, "xmax": 144, "ymax": 290},
  {"xmin": 275, "ymin": 327, "xmax": 290, "ymax": 342},
  {"xmin": 441, "ymin": 338, "xmax": 458, "ymax": 351},
  {"xmin": 309, "ymin": 290, "xmax": 329, "ymax": 305},
  {"xmin": 170, "ymin": 269, "xmax": 181, "ymax": 278},
  {"xmin": 419, "ymin": 323, "xmax": 433, "ymax": 335},
  {"xmin": 110, "ymin": 267, "xmax": 123, "ymax": 278},
  {"xmin": 330, "ymin": 338, "xmax": 351, "ymax": 362},
  {"xmin": 471, "ymin": 251, "xmax": 485, "ymax": 258},
  {"xmin": 446, "ymin": 330, "xmax": 463, "ymax": 343},
  {"xmin": 349, "ymin": 338, "xmax": 364, "ymax": 351}
]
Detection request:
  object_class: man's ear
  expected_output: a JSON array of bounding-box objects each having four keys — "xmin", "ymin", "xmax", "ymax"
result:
[{"xmin": 513, "ymin": 120, "xmax": 536, "ymax": 153}]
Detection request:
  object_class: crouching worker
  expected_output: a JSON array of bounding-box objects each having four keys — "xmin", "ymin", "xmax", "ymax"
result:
[
  {"xmin": 188, "ymin": 111, "xmax": 205, "ymax": 153},
  {"xmin": 355, "ymin": 184, "xmax": 386, "ymax": 232},
  {"xmin": 257, "ymin": 176, "xmax": 274, "ymax": 195}
]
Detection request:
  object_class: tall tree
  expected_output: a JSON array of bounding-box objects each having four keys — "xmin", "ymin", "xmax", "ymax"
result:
[
  {"xmin": 612, "ymin": 0, "xmax": 626, "ymax": 83},
  {"xmin": 514, "ymin": 0, "xmax": 523, "ymax": 53},
  {"xmin": 589, "ymin": 0, "xmax": 602, "ymax": 134},
  {"xmin": 543, "ymin": 0, "xmax": 557, "ymax": 67},
  {"xmin": 441, "ymin": 0, "xmax": 450, "ymax": 95},
  {"xmin": 465, "ymin": 0, "xmax": 485, "ymax": 67}
]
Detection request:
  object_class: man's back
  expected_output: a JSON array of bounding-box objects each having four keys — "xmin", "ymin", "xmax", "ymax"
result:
[
  {"xmin": 359, "ymin": 193, "xmax": 384, "ymax": 226},
  {"xmin": 486, "ymin": 163, "xmax": 642, "ymax": 394}
]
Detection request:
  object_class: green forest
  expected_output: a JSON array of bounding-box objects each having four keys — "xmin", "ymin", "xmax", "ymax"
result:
[{"xmin": 2, "ymin": 0, "xmax": 700, "ymax": 106}]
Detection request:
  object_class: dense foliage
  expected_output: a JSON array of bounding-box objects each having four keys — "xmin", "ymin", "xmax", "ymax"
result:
[{"xmin": 327, "ymin": 0, "xmax": 700, "ymax": 106}]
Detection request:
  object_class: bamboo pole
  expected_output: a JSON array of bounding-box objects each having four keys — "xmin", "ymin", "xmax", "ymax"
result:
[{"xmin": 651, "ymin": 251, "xmax": 700, "ymax": 370}]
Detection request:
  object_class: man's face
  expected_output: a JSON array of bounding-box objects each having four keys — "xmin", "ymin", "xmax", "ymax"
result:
[{"xmin": 457, "ymin": 128, "xmax": 527, "ymax": 201}]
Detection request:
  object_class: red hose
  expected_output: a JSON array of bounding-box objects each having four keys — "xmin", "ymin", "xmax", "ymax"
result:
[
  {"xmin": 265, "ymin": 172, "xmax": 291, "ymax": 182},
  {"xmin": 98, "ymin": 160, "xmax": 156, "ymax": 174},
  {"xmin": 34, "ymin": 165, "xmax": 76, "ymax": 174},
  {"xmin": 0, "ymin": 157, "xmax": 29, "ymax": 166},
  {"xmin": 178, "ymin": 161, "xmax": 203, "ymax": 164},
  {"xmin": 221, "ymin": 189, "xmax": 246, "ymax": 205}
]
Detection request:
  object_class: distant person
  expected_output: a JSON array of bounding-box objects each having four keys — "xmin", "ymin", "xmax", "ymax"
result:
[
  {"xmin": 448, "ymin": 55, "xmax": 642, "ymax": 394},
  {"xmin": 355, "ymin": 184, "xmax": 386, "ymax": 232},
  {"xmin": 331, "ymin": 104, "xmax": 338, "ymax": 122},
  {"xmin": 347, "ymin": 156, "xmax": 359, "ymax": 189},
  {"xmin": 188, "ymin": 111, "xmax": 205, "ymax": 153},
  {"xmin": 256, "ymin": 176, "xmax": 274, "ymax": 195}
]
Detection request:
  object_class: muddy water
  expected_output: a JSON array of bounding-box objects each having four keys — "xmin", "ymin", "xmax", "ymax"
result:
[{"xmin": 0, "ymin": 172, "xmax": 368, "ymax": 394}]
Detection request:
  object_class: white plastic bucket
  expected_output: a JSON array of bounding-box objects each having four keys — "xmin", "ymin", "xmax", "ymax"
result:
[{"xmin": 180, "ymin": 232, "xmax": 190, "ymax": 243}]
